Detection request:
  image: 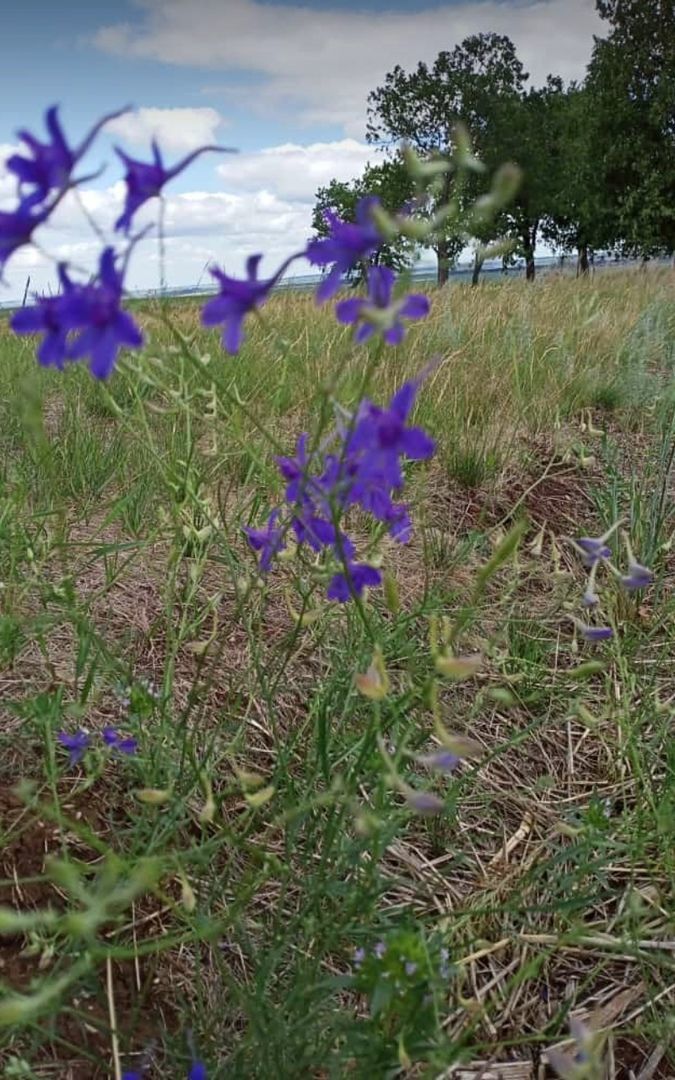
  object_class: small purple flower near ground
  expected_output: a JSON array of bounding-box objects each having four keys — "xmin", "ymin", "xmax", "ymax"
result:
[
  {"xmin": 373, "ymin": 941, "xmax": 386, "ymax": 958},
  {"xmin": 573, "ymin": 618, "xmax": 613, "ymax": 642},
  {"xmin": 336, "ymin": 265, "xmax": 430, "ymax": 345},
  {"xmin": 188, "ymin": 1062, "xmax": 207, "ymax": 1080},
  {"xmin": 353, "ymin": 947, "xmax": 366, "ymax": 968},
  {"xmin": 404, "ymin": 961, "xmax": 418, "ymax": 976},
  {"xmin": 115, "ymin": 139, "xmax": 233, "ymax": 234},
  {"xmin": 243, "ymin": 509, "xmax": 286, "ymax": 572},
  {"xmin": 102, "ymin": 727, "xmax": 138, "ymax": 754},
  {"xmin": 305, "ymin": 197, "xmax": 383, "ymax": 302},
  {"xmin": 202, "ymin": 254, "xmax": 294, "ymax": 353},
  {"xmin": 57, "ymin": 730, "xmax": 91, "ymax": 766},
  {"xmin": 417, "ymin": 749, "xmax": 461, "ymax": 773},
  {"xmin": 327, "ymin": 562, "xmax": 382, "ymax": 602},
  {"xmin": 405, "ymin": 790, "xmax": 445, "ymax": 816},
  {"xmin": 620, "ymin": 559, "xmax": 653, "ymax": 590}
]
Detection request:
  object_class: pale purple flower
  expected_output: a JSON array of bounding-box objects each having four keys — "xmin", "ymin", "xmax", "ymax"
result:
[
  {"xmin": 417, "ymin": 749, "xmax": 461, "ymax": 773},
  {"xmin": 374, "ymin": 941, "xmax": 386, "ymax": 959},
  {"xmin": 405, "ymin": 790, "xmax": 444, "ymax": 816},
  {"xmin": 336, "ymin": 266, "xmax": 430, "ymax": 345},
  {"xmin": 620, "ymin": 560, "xmax": 653, "ymax": 590},
  {"xmin": 353, "ymin": 947, "xmax": 366, "ymax": 968},
  {"xmin": 404, "ymin": 961, "xmax": 418, "ymax": 976},
  {"xmin": 573, "ymin": 619, "xmax": 613, "ymax": 642}
]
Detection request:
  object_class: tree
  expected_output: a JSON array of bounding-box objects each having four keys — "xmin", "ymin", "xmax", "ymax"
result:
[
  {"xmin": 584, "ymin": 0, "xmax": 675, "ymax": 257},
  {"xmin": 541, "ymin": 84, "xmax": 606, "ymax": 274},
  {"xmin": 311, "ymin": 158, "xmax": 417, "ymax": 278},
  {"xmin": 366, "ymin": 33, "xmax": 527, "ymax": 284}
]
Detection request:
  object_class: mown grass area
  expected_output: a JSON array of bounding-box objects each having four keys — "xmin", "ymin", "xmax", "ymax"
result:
[{"xmin": 0, "ymin": 269, "xmax": 674, "ymax": 1079}]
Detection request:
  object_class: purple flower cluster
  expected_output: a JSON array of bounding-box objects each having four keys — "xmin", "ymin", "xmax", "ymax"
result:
[
  {"xmin": 244, "ymin": 379, "xmax": 435, "ymax": 601},
  {"xmin": 569, "ymin": 523, "xmax": 654, "ymax": 642},
  {"xmin": 58, "ymin": 727, "xmax": 137, "ymax": 766},
  {"xmin": 123, "ymin": 1063, "xmax": 205, "ymax": 1080}
]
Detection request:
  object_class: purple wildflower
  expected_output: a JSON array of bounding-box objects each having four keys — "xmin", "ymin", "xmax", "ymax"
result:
[
  {"xmin": 404, "ymin": 961, "xmax": 418, "ymax": 977},
  {"xmin": 327, "ymin": 562, "xmax": 382, "ymax": 602},
  {"xmin": 417, "ymin": 749, "xmax": 461, "ymax": 773},
  {"xmin": 571, "ymin": 521, "xmax": 620, "ymax": 568},
  {"xmin": 353, "ymin": 947, "xmax": 366, "ymax": 968},
  {"xmin": 573, "ymin": 618, "xmax": 613, "ymax": 642},
  {"xmin": 405, "ymin": 790, "xmax": 444, "ymax": 816},
  {"xmin": 374, "ymin": 941, "xmax": 386, "ymax": 959},
  {"xmin": 201, "ymin": 254, "xmax": 293, "ymax": 354},
  {"xmin": 10, "ymin": 263, "xmax": 87, "ymax": 369},
  {"xmin": 0, "ymin": 202, "xmax": 49, "ymax": 279},
  {"xmin": 347, "ymin": 381, "xmax": 436, "ymax": 499},
  {"xmin": 306, "ymin": 197, "xmax": 383, "ymax": 302},
  {"xmin": 336, "ymin": 266, "xmax": 430, "ymax": 345},
  {"xmin": 243, "ymin": 509, "xmax": 286, "ymax": 572},
  {"xmin": 122, "ymin": 1073, "xmax": 142, "ymax": 1080},
  {"xmin": 188, "ymin": 1063, "xmax": 207, "ymax": 1080},
  {"xmin": 57, "ymin": 730, "xmax": 91, "ymax": 766},
  {"xmin": 620, "ymin": 559, "xmax": 653, "ymax": 591},
  {"xmin": 102, "ymin": 727, "xmax": 138, "ymax": 755},
  {"xmin": 66, "ymin": 247, "xmax": 144, "ymax": 379},
  {"xmin": 115, "ymin": 139, "xmax": 232, "ymax": 234},
  {"xmin": 8, "ymin": 106, "xmax": 127, "ymax": 207}
]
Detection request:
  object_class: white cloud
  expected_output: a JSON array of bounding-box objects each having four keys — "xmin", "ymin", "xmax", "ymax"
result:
[
  {"xmin": 217, "ymin": 139, "xmax": 372, "ymax": 200},
  {"xmin": 105, "ymin": 106, "xmax": 228, "ymax": 153},
  {"xmin": 94, "ymin": 0, "xmax": 603, "ymax": 136}
]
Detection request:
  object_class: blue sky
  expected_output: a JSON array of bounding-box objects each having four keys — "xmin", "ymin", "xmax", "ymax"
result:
[{"xmin": 0, "ymin": 0, "xmax": 602, "ymax": 298}]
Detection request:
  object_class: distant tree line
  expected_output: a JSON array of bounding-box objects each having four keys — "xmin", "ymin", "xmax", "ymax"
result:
[{"xmin": 312, "ymin": 0, "xmax": 675, "ymax": 284}]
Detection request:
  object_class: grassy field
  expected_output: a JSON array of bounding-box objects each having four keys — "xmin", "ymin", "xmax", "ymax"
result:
[{"xmin": 0, "ymin": 269, "xmax": 674, "ymax": 1078}]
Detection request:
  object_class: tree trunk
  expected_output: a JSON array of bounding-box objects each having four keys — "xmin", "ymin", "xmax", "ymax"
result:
[
  {"xmin": 471, "ymin": 250, "xmax": 482, "ymax": 287},
  {"xmin": 577, "ymin": 244, "xmax": 590, "ymax": 276},
  {"xmin": 436, "ymin": 238, "xmax": 450, "ymax": 286},
  {"xmin": 522, "ymin": 221, "xmax": 538, "ymax": 281}
]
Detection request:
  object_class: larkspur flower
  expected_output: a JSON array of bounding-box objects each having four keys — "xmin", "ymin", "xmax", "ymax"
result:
[
  {"xmin": 202, "ymin": 254, "xmax": 294, "ymax": 354},
  {"xmin": 102, "ymin": 727, "xmax": 138, "ymax": 754},
  {"xmin": 66, "ymin": 247, "xmax": 143, "ymax": 379},
  {"xmin": 243, "ymin": 509, "xmax": 286, "ymax": 572},
  {"xmin": 616, "ymin": 534, "xmax": 653, "ymax": 591},
  {"xmin": 306, "ymin": 197, "xmax": 383, "ymax": 302},
  {"xmin": 404, "ymin": 961, "xmax": 418, "ymax": 976},
  {"xmin": 57, "ymin": 730, "xmax": 91, "ymax": 766},
  {"xmin": 8, "ymin": 105, "xmax": 127, "ymax": 207},
  {"xmin": 353, "ymin": 947, "xmax": 366, "ymax": 967},
  {"xmin": 572, "ymin": 618, "xmax": 613, "ymax": 642},
  {"xmin": 0, "ymin": 202, "xmax": 50, "ymax": 279},
  {"xmin": 336, "ymin": 266, "xmax": 430, "ymax": 345},
  {"xmin": 417, "ymin": 749, "xmax": 461, "ymax": 773},
  {"xmin": 620, "ymin": 561, "xmax": 653, "ymax": 590},
  {"xmin": 115, "ymin": 139, "xmax": 233, "ymax": 234},
  {"xmin": 188, "ymin": 1063, "xmax": 207, "ymax": 1080},
  {"xmin": 374, "ymin": 941, "xmax": 386, "ymax": 959},
  {"xmin": 570, "ymin": 521, "xmax": 620, "ymax": 568},
  {"xmin": 11, "ymin": 272, "xmax": 74, "ymax": 370},
  {"xmin": 327, "ymin": 562, "xmax": 382, "ymax": 602},
  {"xmin": 244, "ymin": 378, "xmax": 434, "ymax": 599},
  {"xmin": 405, "ymin": 790, "xmax": 445, "ymax": 816}
]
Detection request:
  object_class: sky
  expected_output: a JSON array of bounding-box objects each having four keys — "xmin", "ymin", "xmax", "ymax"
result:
[{"xmin": 0, "ymin": 0, "xmax": 604, "ymax": 300}]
